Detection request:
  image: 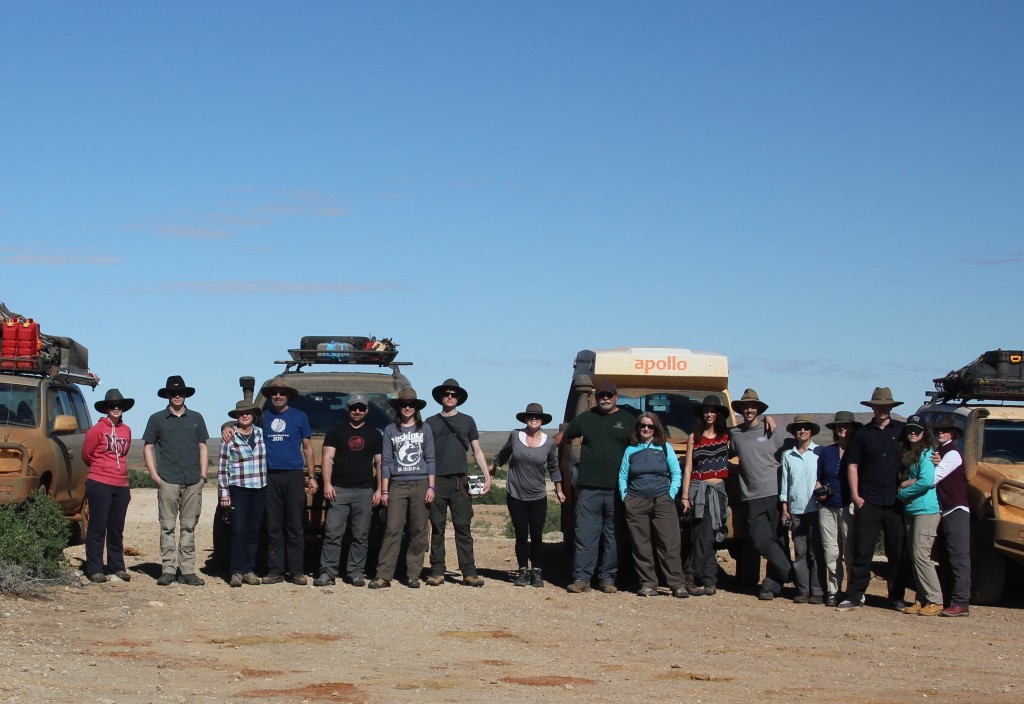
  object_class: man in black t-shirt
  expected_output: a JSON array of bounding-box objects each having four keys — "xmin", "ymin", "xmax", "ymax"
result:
[{"xmin": 313, "ymin": 395, "xmax": 383, "ymax": 587}]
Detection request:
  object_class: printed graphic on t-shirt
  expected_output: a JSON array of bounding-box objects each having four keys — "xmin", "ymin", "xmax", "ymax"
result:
[
  {"xmin": 104, "ymin": 432, "xmax": 129, "ymax": 457},
  {"xmin": 392, "ymin": 431, "xmax": 425, "ymax": 471},
  {"xmin": 270, "ymin": 418, "xmax": 287, "ymax": 433},
  {"xmin": 348, "ymin": 436, "xmax": 366, "ymax": 452}
]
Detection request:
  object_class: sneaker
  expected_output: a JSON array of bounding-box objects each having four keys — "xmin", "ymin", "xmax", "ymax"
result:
[
  {"xmin": 825, "ymin": 595, "xmax": 837, "ymax": 608},
  {"xmin": 179, "ymin": 574, "xmax": 205, "ymax": 587},
  {"xmin": 156, "ymin": 572, "xmax": 176, "ymax": 587},
  {"xmin": 514, "ymin": 568, "xmax": 530, "ymax": 587},
  {"xmin": 566, "ymin": 580, "xmax": 591, "ymax": 593},
  {"xmin": 425, "ymin": 574, "xmax": 445, "ymax": 587},
  {"xmin": 229, "ymin": 574, "xmax": 243, "ymax": 588},
  {"xmin": 598, "ymin": 582, "xmax": 618, "ymax": 594},
  {"xmin": 463, "ymin": 575, "xmax": 485, "ymax": 588},
  {"xmin": 636, "ymin": 586, "xmax": 658, "ymax": 597},
  {"xmin": 407, "ymin": 579, "xmax": 421, "ymax": 589},
  {"xmin": 351, "ymin": 577, "xmax": 366, "ymax": 588},
  {"xmin": 919, "ymin": 602, "xmax": 944, "ymax": 617},
  {"xmin": 313, "ymin": 574, "xmax": 336, "ymax": 587},
  {"xmin": 703, "ymin": 586, "xmax": 716, "ymax": 597},
  {"xmin": 904, "ymin": 602, "xmax": 923, "ymax": 615},
  {"xmin": 367, "ymin": 578, "xmax": 390, "ymax": 589},
  {"xmin": 88, "ymin": 573, "xmax": 108, "ymax": 583},
  {"xmin": 892, "ymin": 599, "xmax": 909, "ymax": 613},
  {"xmin": 242, "ymin": 573, "xmax": 261, "ymax": 586},
  {"xmin": 793, "ymin": 593, "xmax": 810, "ymax": 604},
  {"xmin": 758, "ymin": 590, "xmax": 776, "ymax": 601},
  {"xmin": 262, "ymin": 573, "xmax": 285, "ymax": 585},
  {"xmin": 290, "ymin": 574, "xmax": 308, "ymax": 586},
  {"xmin": 809, "ymin": 594, "xmax": 823, "ymax": 605},
  {"xmin": 114, "ymin": 570, "xmax": 131, "ymax": 582},
  {"xmin": 835, "ymin": 598, "xmax": 861, "ymax": 611},
  {"xmin": 530, "ymin": 569, "xmax": 543, "ymax": 588},
  {"xmin": 940, "ymin": 605, "xmax": 970, "ymax": 617},
  {"xmin": 671, "ymin": 587, "xmax": 690, "ymax": 599}
]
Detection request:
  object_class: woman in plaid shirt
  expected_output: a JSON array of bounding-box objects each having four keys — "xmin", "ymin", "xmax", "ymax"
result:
[{"xmin": 218, "ymin": 399, "xmax": 268, "ymax": 588}]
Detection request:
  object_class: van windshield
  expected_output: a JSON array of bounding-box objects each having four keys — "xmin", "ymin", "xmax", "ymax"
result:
[
  {"xmin": 982, "ymin": 419, "xmax": 1024, "ymax": 465},
  {"xmin": 0, "ymin": 383, "xmax": 40, "ymax": 428},
  {"xmin": 614, "ymin": 392, "xmax": 712, "ymax": 441},
  {"xmin": 270, "ymin": 392, "xmax": 394, "ymax": 435}
]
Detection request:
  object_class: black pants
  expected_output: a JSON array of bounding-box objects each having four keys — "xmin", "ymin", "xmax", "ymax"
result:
[
  {"xmin": 84, "ymin": 479, "xmax": 131, "ymax": 576},
  {"xmin": 746, "ymin": 496, "xmax": 793, "ymax": 594},
  {"xmin": 506, "ymin": 495, "xmax": 546, "ymax": 569},
  {"xmin": 847, "ymin": 502, "xmax": 906, "ymax": 601},
  {"xmin": 937, "ymin": 509, "xmax": 971, "ymax": 607},
  {"xmin": 265, "ymin": 470, "xmax": 306, "ymax": 576},
  {"xmin": 429, "ymin": 474, "xmax": 476, "ymax": 576}
]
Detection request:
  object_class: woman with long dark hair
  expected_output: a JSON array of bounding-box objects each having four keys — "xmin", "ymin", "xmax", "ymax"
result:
[
  {"xmin": 896, "ymin": 414, "xmax": 943, "ymax": 616},
  {"xmin": 681, "ymin": 395, "xmax": 731, "ymax": 596},
  {"xmin": 618, "ymin": 412, "xmax": 688, "ymax": 598}
]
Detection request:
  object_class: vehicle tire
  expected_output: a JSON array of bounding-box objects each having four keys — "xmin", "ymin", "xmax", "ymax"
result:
[
  {"xmin": 970, "ymin": 516, "xmax": 1006, "ymax": 605},
  {"xmin": 69, "ymin": 497, "xmax": 89, "ymax": 546}
]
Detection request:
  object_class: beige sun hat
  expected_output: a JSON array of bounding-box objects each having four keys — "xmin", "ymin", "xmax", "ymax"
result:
[
  {"xmin": 861, "ymin": 387, "xmax": 903, "ymax": 408},
  {"xmin": 731, "ymin": 388, "xmax": 768, "ymax": 415}
]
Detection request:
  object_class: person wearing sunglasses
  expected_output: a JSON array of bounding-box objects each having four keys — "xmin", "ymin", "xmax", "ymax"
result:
[
  {"xmin": 618, "ymin": 413, "xmax": 688, "ymax": 598},
  {"xmin": 895, "ymin": 415, "xmax": 942, "ymax": 615},
  {"xmin": 217, "ymin": 399, "xmax": 267, "ymax": 588},
  {"xmin": 371, "ymin": 388, "xmax": 436, "ymax": 589},
  {"xmin": 492, "ymin": 403, "xmax": 565, "ymax": 587},
  {"xmin": 816, "ymin": 411, "xmax": 861, "ymax": 607},
  {"xmin": 143, "ymin": 375, "xmax": 210, "ymax": 587},
  {"xmin": 780, "ymin": 415, "xmax": 825, "ymax": 604},
  {"xmin": 81, "ymin": 389, "xmax": 136, "ymax": 584}
]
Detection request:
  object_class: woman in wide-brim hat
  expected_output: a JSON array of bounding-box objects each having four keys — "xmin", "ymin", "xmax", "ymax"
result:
[
  {"xmin": 896, "ymin": 415, "xmax": 943, "ymax": 615},
  {"xmin": 817, "ymin": 410, "xmax": 861, "ymax": 606},
  {"xmin": 681, "ymin": 395, "xmax": 732, "ymax": 596},
  {"xmin": 492, "ymin": 403, "xmax": 564, "ymax": 587},
  {"xmin": 218, "ymin": 399, "xmax": 268, "ymax": 588},
  {"xmin": 81, "ymin": 389, "xmax": 136, "ymax": 583}
]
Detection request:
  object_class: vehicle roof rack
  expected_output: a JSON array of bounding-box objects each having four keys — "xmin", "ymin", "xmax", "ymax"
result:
[{"xmin": 274, "ymin": 336, "xmax": 410, "ymax": 373}]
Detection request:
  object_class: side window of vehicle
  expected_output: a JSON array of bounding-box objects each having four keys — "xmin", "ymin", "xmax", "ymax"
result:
[
  {"xmin": 47, "ymin": 387, "xmax": 70, "ymax": 431},
  {"xmin": 47, "ymin": 387, "xmax": 87, "ymax": 433},
  {"xmin": 68, "ymin": 388, "xmax": 92, "ymax": 432}
]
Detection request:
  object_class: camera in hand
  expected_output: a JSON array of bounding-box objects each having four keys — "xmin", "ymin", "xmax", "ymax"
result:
[{"xmin": 813, "ymin": 484, "xmax": 833, "ymax": 500}]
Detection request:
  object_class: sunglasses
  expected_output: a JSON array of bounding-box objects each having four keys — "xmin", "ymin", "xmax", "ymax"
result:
[
  {"xmin": 398, "ymin": 402, "xmax": 418, "ymax": 409},
  {"xmin": 639, "ymin": 423, "xmax": 655, "ymax": 430},
  {"xmin": 906, "ymin": 428, "xmax": 924, "ymax": 435},
  {"xmin": 524, "ymin": 414, "xmax": 543, "ymax": 421},
  {"xmin": 792, "ymin": 425, "xmax": 814, "ymax": 432},
  {"xmin": 349, "ymin": 405, "xmax": 368, "ymax": 412},
  {"xmin": 596, "ymin": 392, "xmax": 615, "ymax": 400},
  {"xmin": 441, "ymin": 391, "xmax": 459, "ymax": 398},
  {"xmin": 169, "ymin": 392, "xmax": 186, "ymax": 398}
]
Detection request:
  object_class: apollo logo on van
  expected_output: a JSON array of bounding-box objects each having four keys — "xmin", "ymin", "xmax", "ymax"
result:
[{"xmin": 634, "ymin": 356, "xmax": 688, "ymax": 374}]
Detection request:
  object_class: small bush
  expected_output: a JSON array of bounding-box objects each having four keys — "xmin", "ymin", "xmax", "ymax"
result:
[
  {"xmin": 0, "ymin": 493, "xmax": 75, "ymax": 595},
  {"xmin": 128, "ymin": 469, "xmax": 158, "ymax": 489},
  {"xmin": 473, "ymin": 485, "xmax": 507, "ymax": 505}
]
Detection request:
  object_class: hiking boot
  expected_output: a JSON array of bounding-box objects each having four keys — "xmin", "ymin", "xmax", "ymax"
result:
[
  {"xmin": 566, "ymin": 580, "xmax": 591, "ymax": 593},
  {"xmin": 88, "ymin": 573, "xmax": 108, "ymax": 583},
  {"xmin": 892, "ymin": 599, "xmax": 909, "ymax": 613},
  {"xmin": 156, "ymin": 572, "xmax": 176, "ymax": 587},
  {"xmin": 940, "ymin": 605, "xmax": 970, "ymax": 617},
  {"xmin": 242, "ymin": 573, "xmax": 261, "ymax": 586},
  {"xmin": 114, "ymin": 570, "xmax": 131, "ymax": 582},
  {"xmin": 904, "ymin": 602, "xmax": 923, "ymax": 615},
  {"xmin": 919, "ymin": 603, "xmax": 944, "ymax": 617},
  {"xmin": 530, "ymin": 569, "xmax": 543, "ymax": 588},
  {"xmin": 407, "ymin": 579, "xmax": 421, "ymax": 589},
  {"xmin": 351, "ymin": 577, "xmax": 366, "ymax": 587},
  {"xmin": 793, "ymin": 593, "xmax": 810, "ymax": 604},
  {"xmin": 703, "ymin": 586, "xmax": 716, "ymax": 597},
  {"xmin": 513, "ymin": 568, "xmax": 530, "ymax": 587},
  {"xmin": 598, "ymin": 582, "xmax": 618, "ymax": 594},
  {"xmin": 289, "ymin": 574, "xmax": 308, "ymax": 586},
  {"xmin": 463, "ymin": 575, "xmax": 485, "ymax": 588},
  {"xmin": 672, "ymin": 587, "xmax": 690, "ymax": 599},
  {"xmin": 313, "ymin": 574, "xmax": 336, "ymax": 587},
  {"xmin": 262, "ymin": 573, "xmax": 285, "ymax": 585},
  {"xmin": 636, "ymin": 586, "xmax": 658, "ymax": 597},
  {"xmin": 758, "ymin": 589, "xmax": 776, "ymax": 601},
  {"xmin": 686, "ymin": 583, "xmax": 705, "ymax": 597},
  {"xmin": 809, "ymin": 594, "xmax": 823, "ymax": 605},
  {"xmin": 425, "ymin": 574, "xmax": 445, "ymax": 587},
  {"xmin": 367, "ymin": 578, "xmax": 390, "ymax": 589},
  {"xmin": 835, "ymin": 598, "xmax": 861, "ymax": 611},
  {"xmin": 229, "ymin": 574, "xmax": 243, "ymax": 588},
  {"xmin": 179, "ymin": 573, "xmax": 205, "ymax": 587}
]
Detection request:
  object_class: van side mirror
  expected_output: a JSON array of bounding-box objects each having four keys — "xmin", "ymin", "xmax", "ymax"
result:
[{"xmin": 52, "ymin": 415, "xmax": 79, "ymax": 435}]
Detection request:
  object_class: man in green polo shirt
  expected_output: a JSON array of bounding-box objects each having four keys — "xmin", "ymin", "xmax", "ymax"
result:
[{"xmin": 143, "ymin": 375, "xmax": 210, "ymax": 587}]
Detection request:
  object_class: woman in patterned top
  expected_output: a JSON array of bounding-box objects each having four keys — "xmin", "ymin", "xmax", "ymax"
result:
[
  {"xmin": 218, "ymin": 399, "xmax": 267, "ymax": 588},
  {"xmin": 681, "ymin": 394, "xmax": 732, "ymax": 596}
]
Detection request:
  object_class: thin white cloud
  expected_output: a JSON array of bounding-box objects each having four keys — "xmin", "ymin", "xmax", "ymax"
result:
[
  {"xmin": 966, "ymin": 250, "xmax": 1024, "ymax": 267},
  {"xmin": 1, "ymin": 255, "xmax": 123, "ymax": 265}
]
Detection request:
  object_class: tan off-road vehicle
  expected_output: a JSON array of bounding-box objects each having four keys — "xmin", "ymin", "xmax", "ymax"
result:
[
  {"xmin": 917, "ymin": 349, "xmax": 1024, "ymax": 604},
  {"xmin": 0, "ymin": 306, "xmax": 99, "ymax": 544}
]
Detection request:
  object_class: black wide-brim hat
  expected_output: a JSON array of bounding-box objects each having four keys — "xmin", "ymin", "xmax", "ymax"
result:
[
  {"xmin": 432, "ymin": 378, "xmax": 468, "ymax": 406},
  {"xmin": 693, "ymin": 394, "xmax": 729, "ymax": 417},
  {"xmin": 157, "ymin": 375, "xmax": 196, "ymax": 399},
  {"xmin": 95, "ymin": 388, "xmax": 136, "ymax": 413},
  {"xmin": 515, "ymin": 402, "xmax": 553, "ymax": 425},
  {"xmin": 388, "ymin": 387, "xmax": 427, "ymax": 411}
]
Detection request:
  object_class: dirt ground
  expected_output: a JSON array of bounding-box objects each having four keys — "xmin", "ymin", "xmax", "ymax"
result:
[{"xmin": 1, "ymin": 487, "xmax": 1022, "ymax": 704}]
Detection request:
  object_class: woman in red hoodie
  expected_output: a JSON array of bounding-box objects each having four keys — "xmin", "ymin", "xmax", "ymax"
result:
[{"xmin": 81, "ymin": 389, "xmax": 135, "ymax": 583}]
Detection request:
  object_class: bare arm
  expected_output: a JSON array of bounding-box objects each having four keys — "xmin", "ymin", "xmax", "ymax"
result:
[
  {"xmin": 302, "ymin": 437, "xmax": 317, "ymax": 493},
  {"xmin": 372, "ymin": 453, "xmax": 383, "ymax": 506},
  {"xmin": 470, "ymin": 439, "xmax": 492, "ymax": 494},
  {"xmin": 198, "ymin": 442, "xmax": 209, "ymax": 481},
  {"xmin": 144, "ymin": 444, "xmax": 161, "ymax": 487},
  {"xmin": 321, "ymin": 446, "xmax": 336, "ymax": 501},
  {"xmin": 681, "ymin": 438, "xmax": 694, "ymax": 507}
]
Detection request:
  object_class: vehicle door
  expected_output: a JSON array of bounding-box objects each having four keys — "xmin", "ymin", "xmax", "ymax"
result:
[{"xmin": 46, "ymin": 384, "xmax": 91, "ymax": 513}]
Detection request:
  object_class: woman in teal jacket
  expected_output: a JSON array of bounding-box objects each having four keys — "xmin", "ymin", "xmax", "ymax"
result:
[{"xmin": 896, "ymin": 415, "xmax": 942, "ymax": 616}]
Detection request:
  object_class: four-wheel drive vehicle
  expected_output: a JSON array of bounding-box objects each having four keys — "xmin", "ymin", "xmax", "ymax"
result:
[
  {"xmin": 917, "ymin": 349, "xmax": 1024, "ymax": 604},
  {"xmin": 211, "ymin": 336, "xmax": 411, "ymax": 572},
  {"xmin": 0, "ymin": 308, "xmax": 99, "ymax": 544},
  {"xmin": 558, "ymin": 347, "xmax": 760, "ymax": 585}
]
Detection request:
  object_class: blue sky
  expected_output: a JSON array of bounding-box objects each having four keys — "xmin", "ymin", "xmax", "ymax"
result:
[{"xmin": 2, "ymin": 2, "xmax": 1022, "ymax": 431}]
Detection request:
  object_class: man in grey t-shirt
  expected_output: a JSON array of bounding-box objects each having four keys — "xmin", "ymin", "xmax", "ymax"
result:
[{"xmin": 728, "ymin": 388, "xmax": 792, "ymax": 600}]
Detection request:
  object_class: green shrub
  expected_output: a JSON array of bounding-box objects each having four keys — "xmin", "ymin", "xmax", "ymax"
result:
[
  {"xmin": 473, "ymin": 484, "xmax": 508, "ymax": 505},
  {"xmin": 0, "ymin": 493, "xmax": 74, "ymax": 594},
  {"xmin": 128, "ymin": 469, "xmax": 158, "ymax": 489}
]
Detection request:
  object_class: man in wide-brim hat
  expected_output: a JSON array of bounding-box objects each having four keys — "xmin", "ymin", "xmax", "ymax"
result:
[
  {"xmin": 142, "ymin": 375, "xmax": 210, "ymax": 587},
  {"xmin": 837, "ymin": 386, "xmax": 908, "ymax": 612},
  {"xmin": 930, "ymin": 414, "xmax": 971, "ymax": 617},
  {"xmin": 424, "ymin": 378, "xmax": 492, "ymax": 588},
  {"xmin": 728, "ymin": 387, "xmax": 792, "ymax": 601}
]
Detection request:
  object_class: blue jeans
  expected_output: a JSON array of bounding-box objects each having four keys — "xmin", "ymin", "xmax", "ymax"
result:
[
  {"xmin": 228, "ymin": 486, "xmax": 266, "ymax": 576},
  {"xmin": 319, "ymin": 487, "xmax": 374, "ymax": 579},
  {"xmin": 573, "ymin": 488, "xmax": 618, "ymax": 584}
]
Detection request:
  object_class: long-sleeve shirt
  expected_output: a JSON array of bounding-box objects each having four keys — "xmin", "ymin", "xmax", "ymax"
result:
[
  {"xmin": 82, "ymin": 417, "xmax": 131, "ymax": 487},
  {"xmin": 780, "ymin": 442, "xmax": 820, "ymax": 514},
  {"xmin": 218, "ymin": 427, "xmax": 267, "ymax": 496},
  {"xmin": 382, "ymin": 422, "xmax": 436, "ymax": 481},
  {"xmin": 618, "ymin": 441, "xmax": 681, "ymax": 500},
  {"xmin": 896, "ymin": 448, "xmax": 940, "ymax": 516},
  {"xmin": 494, "ymin": 430, "xmax": 561, "ymax": 501}
]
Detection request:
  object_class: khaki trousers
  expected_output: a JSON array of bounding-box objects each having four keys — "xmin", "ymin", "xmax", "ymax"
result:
[{"xmin": 157, "ymin": 480, "xmax": 203, "ymax": 575}]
